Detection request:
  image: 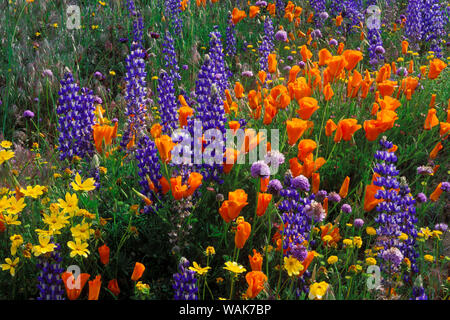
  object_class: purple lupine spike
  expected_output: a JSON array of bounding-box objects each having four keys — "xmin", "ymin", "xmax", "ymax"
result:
[
  {"xmin": 157, "ymin": 69, "xmax": 179, "ymax": 135},
  {"xmin": 135, "ymin": 135, "xmax": 163, "ymax": 213},
  {"xmin": 162, "ymin": 31, "xmax": 181, "ymax": 81},
  {"xmin": 225, "ymin": 12, "xmax": 237, "ymax": 57},
  {"xmin": 258, "ymin": 16, "xmax": 274, "ymax": 72},
  {"xmin": 36, "ymin": 242, "xmax": 65, "ymax": 300},
  {"xmin": 367, "ymin": 26, "xmax": 384, "ymax": 69},
  {"xmin": 56, "ymin": 73, "xmax": 95, "ymax": 162},
  {"xmin": 121, "ymin": 1, "xmax": 149, "ymax": 149},
  {"xmin": 165, "ymin": 0, "xmax": 183, "ymax": 36},
  {"xmin": 172, "ymin": 258, "xmax": 198, "ymax": 300},
  {"xmin": 372, "ymin": 137, "xmax": 420, "ymax": 297}
]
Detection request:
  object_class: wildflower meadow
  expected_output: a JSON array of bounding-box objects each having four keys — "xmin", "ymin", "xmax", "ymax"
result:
[{"xmin": 0, "ymin": 0, "xmax": 449, "ymax": 305}]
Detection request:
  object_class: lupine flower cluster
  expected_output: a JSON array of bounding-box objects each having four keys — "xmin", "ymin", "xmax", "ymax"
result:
[
  {"xmin": 121, "ymin": 0, "xmax": 149, "ymax": 149},
  {"xmin": 157, "ymin": 70, "xmax": 179, "ymax": 134},
  {"xmin": 135, "ymin": 135, "xmax": 163, "ymax": 213},
  {"xmin": 367, "ymin": 24, "xmax": 384, "ymax": 68},
  {"xmin": 36, "ymin": 242, "xmax": 65, "ymax": 300},
  {"xmin": 278, "ymin": 171, "xmax": 315, "ymax": 260},
  {"xmin": 191, "ymin": 28, "xmax": 231, "ymax": 181},
  {"xmin": 372, "ymin": 137, "xmax": 421, "ymax": 298},
  {"xmin": 162, "ymin": 31, "xmax": 181, "ymax": 81},
  {"xmin": 56, "ymin": 73, "xmax": 96, "ymax": 162},
  {"xmin": 258, "ymin": 16, "xmax": 274, "ymax": 72},
  {"xmin": 173, "ymin": 258, "xmax": 198, "ymax": 300},
  {"xmin": 225, "ymin": 13, "xmax": 237, "ymax": 57},
  {"xmin": 165, "ymin": 0, "xmax": 183, "ymax": 36}
]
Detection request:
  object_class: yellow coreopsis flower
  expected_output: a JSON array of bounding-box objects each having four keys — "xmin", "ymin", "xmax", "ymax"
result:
[
  {"xmin": 67, "ymin": 238, "xmax": 90, "ymax": 258},
  {"xmin": 20, "ymin": 185, "xmax": 46, "ymax": 199},
  {"xmin": 71, "ymin": 173, "xmax": 96, "ymax": 192},
  {"xmin": 366, "ymin": 227, "xmax": 377, "ymax": 236},
  {"xmin": 189, "ymin": 262, "xmax": 211, "ymax": 276},
  {"xmin": 10, "ymin": 234, "xmax": 23, "ymax": 256},
  {"xmin": 1, "ymin": 214, "xmax": 21, "ymax": 226},
  {"xmin": 70, "ymin": 221, "xmax": 94, "ymax": 241},
  {"xmin": 0, "ymin": 149, "xmax": 15, "ymax": 165},
  {"xmin": 57, "ymin": 193, "xmax": 79, "ymax": 216},
  {"xmin": 1, "ymin": 140, "xmax": 12, "ymax": 149},
  {"xmin": 223, "ymin": 261, "xmax": 246, "ymax": 275},
  {"xmin": 365, "ymin": 257, "xmax": 377, "ymax": 265},
  {"xmin": 205, "ymin": 246, "xmax": 216, "ymax": 256},
  {"xmin": 33, "ymin": 235, "xmax": 56, "ymax": 256},
  {"xmin": 42, "ymin": 212, "xmax": 70, "ymax": 232},
  {"xmin": 0, "ymin": 195, "xmax": 11, "ymax": 212},
  {"xmin": 283, "ymin": 256, "xmax": 304, "ymax": 277},
  {"xmin": 424, "ymin": 254, "xmax": 434, "ymax": 262},
  {"xmin": 6, "ymin": 197, "xmax": 26, "ymax": 215},
  {"xmin": 1, "ymin": 257, "xmax": 19, "ymax": 277}
]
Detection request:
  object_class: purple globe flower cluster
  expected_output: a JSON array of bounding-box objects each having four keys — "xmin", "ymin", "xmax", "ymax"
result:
[
  {"xmin": 36, "ymin": 242, "xmax": 65, "ymax": 300},
  {"xmin": 173, "ymin": 258, "xmax": 198, "ymax": 300},
  {"xmin": 56, "ymin": 72, "xmax": 96, "ymax": 162}
]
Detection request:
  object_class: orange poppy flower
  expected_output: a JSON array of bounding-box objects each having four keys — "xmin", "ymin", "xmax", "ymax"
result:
[
  {"xmin": 150, "ymin": 123, "xmax": 162, "ymax": 139},
  {"xmin": 301, "ymin": 154, "xmax": 326, "ymax": 178},
  {"xmin": 440, "ymin": 122, "xmax": 450, "ymax": 137},
  {"xmin": 248, "ymin": 249, "xmax": 263, "ymax": 271},
  {"xmin": 325, "ymin": 119, "xmax": 337, "ymax": 137},
  {"xmin": 318, "ymin": 48, "xmax": 332, "ymax": 66},
  {"xmin": 107, "ymin": 279, "xmax": 120, "ymax": 297},
  {"xmin": 228, "ymin": 121, "xmax": 241, "ymax": 134},
  {"xmin": 429, "ymin": 94, "xmax": 436, "ymax": 108},
  {"xmin": 428, "ymin": 59, "xmax": 447, "ymax": 79},
  {"xmin": 336, "ymin": 15, "xmax": 343, "ymax": 26},
  {"xmin": 298, "ymin": 251, "xmax": 315, "ymax": 277},
  {"xmin": 429, "ymin": 142, "xmax": 443, "ymax": 159},
  {"xmin": 234, "ymin": 82, "xmax": 244, "ymax": 99},
  {"xmin": 267, "ymin": 3, "xmax": 276, "ymax": 16},
  {"xmin": 231, "ymin": 7, "xmax": 247, "ymax": 25},
  {"xmin": 401, "ymin": 40, "xmax": 408, "ymax": 54},
  {"xmin": 363, "ymin": 184, "xmax": 383, "ymax": 212},
  {"xmin": 61, "ymin": 272, "xmax": 91, "ymax": 300},
  {"xmin": 256, "ymin": 192, "xmax": 272, "ymax": 217},
  {"xmin": 245, "ymin": 271, "xmax": 267, "ymax": 299},
  {"xmin": 239, "ymin": 130, "xmax": 265, "ymax": 155},
  {"xmin": 320, "ymin": 223, "xmax": 341, "ymax": 247},
  {"xmin": 323, "ymin": 83, "xmax": 334, "ymax": 101},
  {"xmin": 429, "ymin": 183, "xmax": 443, "ymax": 202},
  {"xmin": 88, "ymin": 275, "xmax": 102, "ymax": 300},
  {"xmin": 424, "ymin": 108, "xmax": 439, "ymax": 130},
  {"xmin": 159, "ymin": 177, "xmax": 170, "ymax": 194},
  {"xmin": 300, "ymin": 45, "xmax": 313, "ymax": 62},
  {"xmin": 98, "ymin": 244, "xmax": 110, "ymax": 265},
  {"xmin": 339, "ymin": 176, "xmax": 350, "ymax": 199},
  {"xmin": 248, "ymin": 90, "xmax": 260, "ymax": 110},
  {"xmin": 343, "ymin": 50, "xmax": 363, "ymax": 71},
  {"xmin": 296, "ymin": 97, "xmax": 319, "ymax": 120},
  {"xmin": 297, "ymin": 139, "xmax": 317, "ymax": 162},
  {"xmin": 223, "ymin": 148, "xmax": 239, "ymax": 174},
  {"xmin": 260, "ymin": 177, "xmax": 270, "ymax": 192},
  {"xmin": 288, "ymin": 65, "xmax": 301, "ymax": 83},
  {"xmin": 376, "ymin": 64, "xmax": 391, "ymax": 83},
  {"xmin": 377, "ymin": 80, "xmax": 397, "ymax": 97},
  {"xmin": 337, "ymin": 42, "xmax": 345, "ymax": 55},
  {"xmin": 93, "ymin": 122, "xmax": 118, "ymax": 154},
  {"xmin": 219, "ymin": 189, "xmax": 248, "ymax": 223},
  {"xmin": 269, "ymin": 85, "xmax": 291, "ymax": 109},
  {"xmin": 178, "ymin": 106, "xmax": 194, "ymax": 128},
  {"xmin": 347, "ymin": 70, "xmax": 363, "ymax": 98},
  {"xmin": 268, "ymin": 53, "xmax": 277, "ymax": 73},
  {"xmin": 286, "ymin": 118, "xmax": 308, "ymax": 146},
  {"xmin": 312, "ymin": 172, "xmax": 320, "ymax": 194},
  {"xmin": 131, "ymin": 262, "xmax": 145, "ymax": 281},
  {"xmin": 249, "ymin": 6, "xmax": 260, "ymax": 18},
  {"xmin": 334, "ymin": 119, "xmax": 362, "ymax": 143},
  {"xmin": 288, "ymin": 77, "xmax": 312, "ymax": 102},
  {"xmin": 155, "ymin": 135, "xmax": 175, "ymax": 163},
  {"xmin": 324, "ymin": 55, "xmax": 347, "ymax": 83},
  {"xmin": 235, "ymin": 220, "xmax": 251, "ymax": 249},
  {"xmin": 258, "ymin": 70, "xmax": 267, "ymax": 84}
]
